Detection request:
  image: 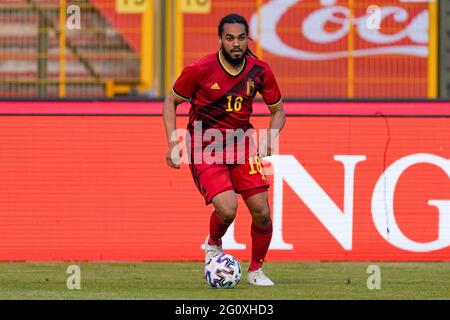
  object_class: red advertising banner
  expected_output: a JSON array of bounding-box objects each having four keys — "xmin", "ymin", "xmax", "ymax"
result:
[
  {"xmin": 0, "ymin": 102, "xmax": 448, "ymax": 261},
  {"xmin": 182, "ymin": 0, "xmax": 429, "ymax": 98}
]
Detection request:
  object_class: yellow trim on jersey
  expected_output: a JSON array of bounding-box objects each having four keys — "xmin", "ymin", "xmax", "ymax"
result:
[
  {"xmin": 267, "ymin": 98, "xmax": 283, "ymax": 112},
  {"xmin": 267, "ymin": 98, "xmax": 282, "ymax": 107},
  {"xmin": 218, "ymin": 50, "xmax": 246, "ymax": 77},
  {"xmin": 172, "ymin": 88, "xmax": 189, "ymax": 101}
]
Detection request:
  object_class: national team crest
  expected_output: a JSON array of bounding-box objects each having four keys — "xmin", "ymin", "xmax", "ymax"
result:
[{"xmin": 246, "ymin": 79, "xmax": 255, "ymax": 96}]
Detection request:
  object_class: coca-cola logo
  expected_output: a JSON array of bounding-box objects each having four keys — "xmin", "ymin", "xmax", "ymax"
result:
[{"xmin": 249, "ymin": 0, "xmax": 428, "ymax": 60}]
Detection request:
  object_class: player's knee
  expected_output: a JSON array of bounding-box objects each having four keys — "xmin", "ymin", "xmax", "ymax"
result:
[
  {"xmin": 251, "ymin": 205, "xmax": 271, "ymax": 226},
  {"xmin": 218, "ymin": 209, "xmax": 236, "ymax": 224},
  {"xmin": 216, "ymin": 203, "xmax": 237, "ymax": 224}
]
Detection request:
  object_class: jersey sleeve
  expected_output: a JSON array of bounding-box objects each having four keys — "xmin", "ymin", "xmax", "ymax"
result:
[
  {"xmin": 260, "ymin": 64, "xmax": 282, "ymax": 107},
  {"xmin": 172, "ymin": 64, "xmax": 200, "ymax": 101}
]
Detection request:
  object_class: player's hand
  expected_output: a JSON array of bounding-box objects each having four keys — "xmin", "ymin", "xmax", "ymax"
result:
[
  {"xmin": 166, "ymin": 141, "xmax": 182, "ymax": 169},
  {"xmin": 258, "ymin": 138, "xmax": 272, "ymax": 158}
]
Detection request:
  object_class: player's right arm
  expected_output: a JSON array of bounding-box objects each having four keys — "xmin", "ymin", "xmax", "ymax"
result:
[
  {"xmin": 162, "ymin": 91, "xmax": 187, "ymax": 169},
  {"xmin": 162, "ymin": 63, "xmax": 199, "ymax": 169}
]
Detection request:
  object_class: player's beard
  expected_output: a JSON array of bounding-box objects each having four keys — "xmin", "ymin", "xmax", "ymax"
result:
[{"xmin": 221, "ymin": 45, "xmax": 245, "ymax": 67}]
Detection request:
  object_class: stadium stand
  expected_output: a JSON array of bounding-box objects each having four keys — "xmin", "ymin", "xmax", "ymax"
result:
[{"xmin": 0, "ymin": 0, "xmax": 140, "ymax": 98}]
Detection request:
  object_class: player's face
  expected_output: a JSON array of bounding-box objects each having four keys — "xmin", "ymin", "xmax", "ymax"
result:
[{"xmin": 220, "ymin": 23, "xmax": 248, "ymax": 66}]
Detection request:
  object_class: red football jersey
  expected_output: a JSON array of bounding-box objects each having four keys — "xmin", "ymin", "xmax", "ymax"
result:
[{"xmin": 172, "ymin": 51, "xmax": 282, "ymax": 163}]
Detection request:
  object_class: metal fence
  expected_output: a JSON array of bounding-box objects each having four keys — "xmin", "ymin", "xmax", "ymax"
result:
[
  {"xmin": 0, "ymin": 0, "xmax": 440, "ymax": 99},
  {"xmin": 0, "ymin": 0, "xmax": 143, "ymax": 98}
]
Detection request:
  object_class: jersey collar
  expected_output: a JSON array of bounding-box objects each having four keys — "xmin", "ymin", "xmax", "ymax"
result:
[{"xmin": 217, "ymin": 50, "xmax": 246, "ymax": 77}]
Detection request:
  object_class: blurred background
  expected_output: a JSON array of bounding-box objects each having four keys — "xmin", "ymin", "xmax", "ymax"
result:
[
  {"xmin": 0, "ymin": 1, "xmax": 449, "ymax": 264},
  {"xmin": 0, "ymin": 0, "xmax": 446, "ymax": 100}
]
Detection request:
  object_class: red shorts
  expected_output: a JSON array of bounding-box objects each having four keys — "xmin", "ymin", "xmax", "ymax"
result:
[{"xmin": 189, "ymin": 155, "xmax": 270, "ymax": 205}]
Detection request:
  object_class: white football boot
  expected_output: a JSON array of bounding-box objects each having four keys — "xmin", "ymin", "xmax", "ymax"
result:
[
  {"xmin": 204, "ymin": 235, "xmax": 223, "ymax": 264},
  {"xmin": 247, "ymin": 268, "xmax": 275, "ymax": 286}
]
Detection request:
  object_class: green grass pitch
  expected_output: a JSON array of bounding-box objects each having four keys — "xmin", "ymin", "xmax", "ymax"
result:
[{"xmin": 0, "ymin": 262, "xmax": 449, "ymax": 299}]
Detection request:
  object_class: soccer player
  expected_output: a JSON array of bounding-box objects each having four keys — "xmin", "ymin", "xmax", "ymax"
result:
[{"xmin": 163, "ymin": 13, "xmax": 285, "ymax": 286}]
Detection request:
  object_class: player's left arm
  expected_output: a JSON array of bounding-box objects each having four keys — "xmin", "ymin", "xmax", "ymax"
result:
[
  {"xmin": 260, "ymin": 100, "xmax": 286, "ymax": 158},
  {"xmin": 259, "ymin": 63, "xmax": 286, "ymax": 158}
]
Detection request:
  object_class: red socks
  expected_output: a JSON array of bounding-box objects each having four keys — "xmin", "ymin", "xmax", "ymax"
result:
[
  {"xmin": 249, "ymin": 222, "xmax": 273, "ymax": 271},
  {"xmin": 208, "ymin": 210, "xmax": 231, "ymax": 246},
  {"xmin": 209, "ymin": 211, "xmax": 273, "ymax": 271}
]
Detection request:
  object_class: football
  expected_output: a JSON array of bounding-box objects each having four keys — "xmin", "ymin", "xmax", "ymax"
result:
[{"xmin": 204, "ymin": 253, "xmax": 242, "ymax": 289}]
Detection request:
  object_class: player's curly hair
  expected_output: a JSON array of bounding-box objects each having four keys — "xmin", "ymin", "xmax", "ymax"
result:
[{"xmin": 218, "ymin": 13, "xmax": 258, "ymax": 59}]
